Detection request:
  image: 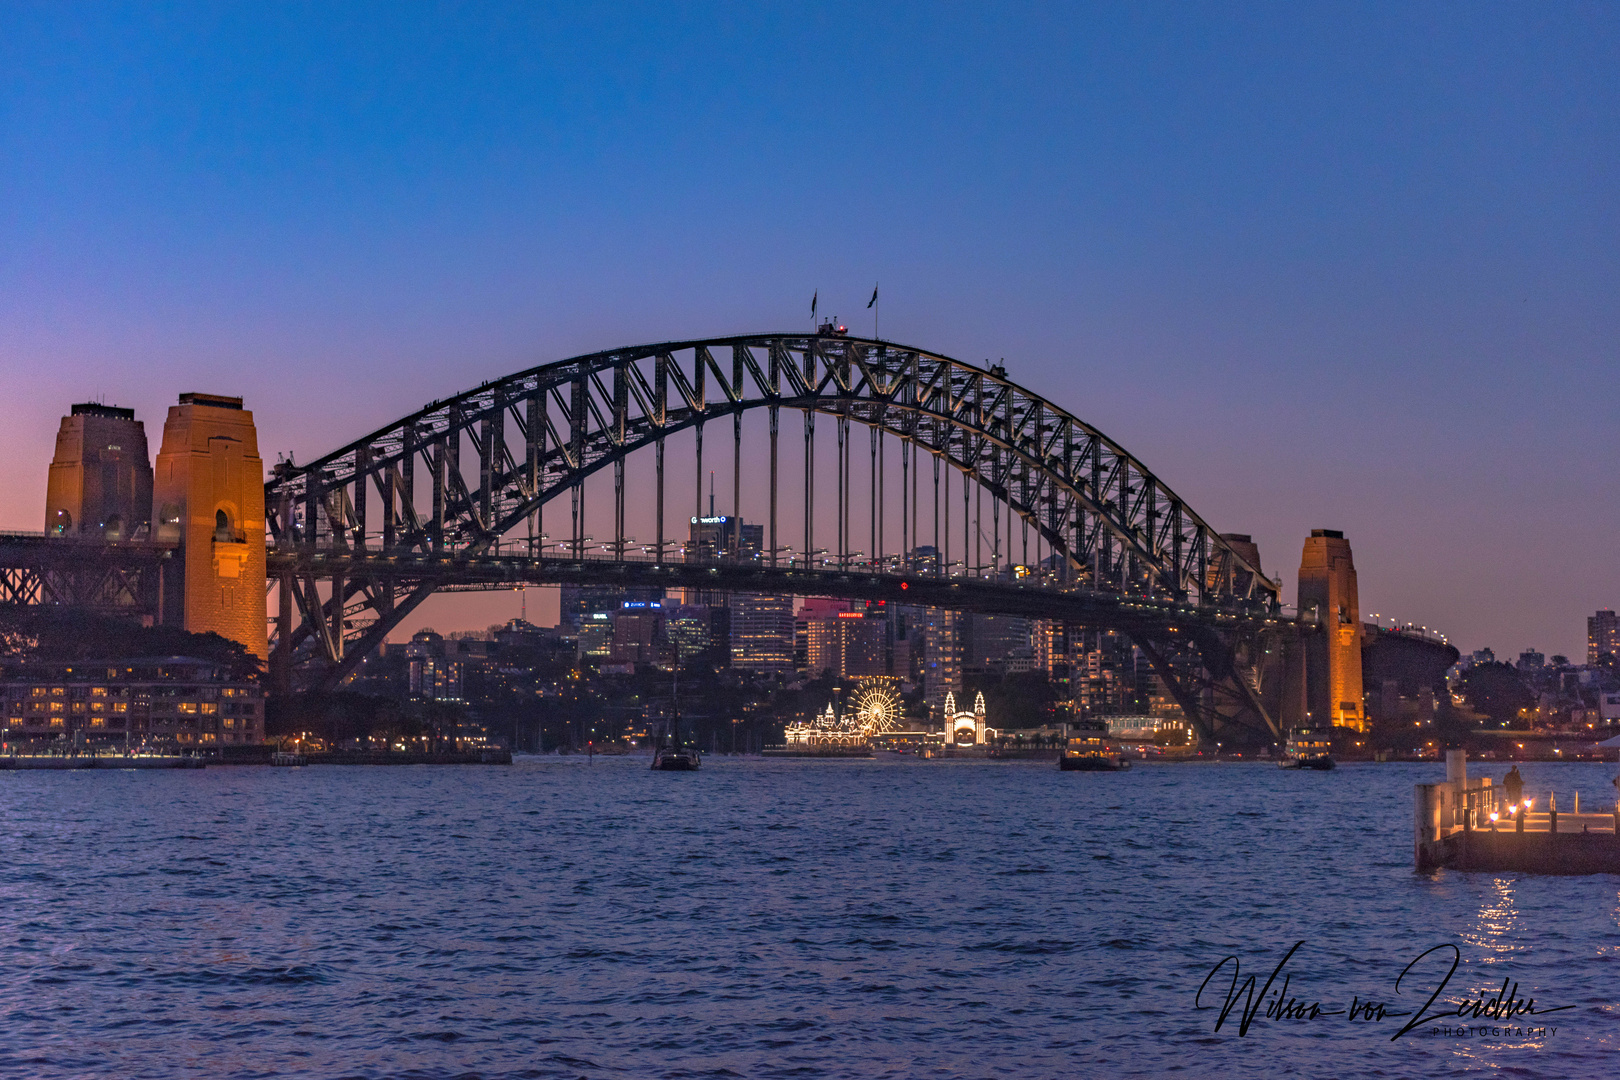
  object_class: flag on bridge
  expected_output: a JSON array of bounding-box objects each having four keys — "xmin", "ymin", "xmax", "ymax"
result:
[
  {"xmin": 811, "ymin": 291, "xmax": 817, "ymax": 317},
  {"xmin": 867, "ymin": 284, "xmax": 878, "ymax": 308}
]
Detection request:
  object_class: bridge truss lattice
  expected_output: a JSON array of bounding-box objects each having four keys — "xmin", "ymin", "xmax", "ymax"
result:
[{"xmin": 265, "ymin": 332, "xmax": 1289, "ymax": 738}]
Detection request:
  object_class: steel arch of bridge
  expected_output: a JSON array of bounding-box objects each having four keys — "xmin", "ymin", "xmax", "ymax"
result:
[{"xmin": 266, "ymin": 332, "xmax": 1284, "ymax": 732}]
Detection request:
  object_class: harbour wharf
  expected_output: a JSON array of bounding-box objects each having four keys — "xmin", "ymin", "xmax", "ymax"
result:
[
  {"xmin": 1415, "ymin": 751, "xmax": 1620, "ymax": 873},
  {"xmin": 0, "ymin": 752, "xmax": 205, "ymax": 770}
]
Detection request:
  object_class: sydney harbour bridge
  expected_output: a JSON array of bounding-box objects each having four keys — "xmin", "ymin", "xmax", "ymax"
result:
[
  {"xmin": 261, "ymin": 329, "xmax": 1293, "ymax": 740},
  {"xmin": 3, "ymin": 329, "xmax": 1314, "ymax": 742}
]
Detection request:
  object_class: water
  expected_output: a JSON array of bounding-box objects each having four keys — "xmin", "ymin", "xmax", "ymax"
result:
[{"xmin": 2, "ymin": 758, "xmax": 1618, "ymax": 1079}]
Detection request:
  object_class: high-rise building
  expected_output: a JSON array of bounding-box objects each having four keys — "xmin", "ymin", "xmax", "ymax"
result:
[
  {"xmin": 559, "ymin": 584, "xmax": 662, "ymax": 630},
  {"xmin": 922, "ymin": 607, "xmax": 962, "ymax": 721},
  {"xmin": 44, "ymin": 403, "xmax": 152, "ymax": 540},
  {"xmin": 804, "ymin": 609, "xmax": 887, "ymax": 679},
  {"xmin": 686, "ymin": 515, "xmax": 763, "ymax": 563},
  {"xmin": 665, "ymin": 605, "xmax": 714, "ymax": 663},
  {"xmin": 153, "ymin": 394, "xmax": 267, "ymax": 659},
  {"xmin": 963, "ymin": 613, "xmax": 1032, "ymax": 672},
  {"xmin": 609, "ymin": 601, "xmax": 664, "ymax": 665},
  {"xmin": 1589, "ymin": 610, "xmax": 1619, "ymax": 666},
  {"xmin": 1297, "ymin": 529, "xmax": 1365, "ymax": 732},
  {"xmin": 680, "ymin": 514, "xmax": 763, "ymax": 606},
  {"xmin": 406, "ymin": 630, "xmax": 463, "ymax": 700},
  {"xmin": 729, "ymin": 593, "xmax": 795, "ymax": 674}
]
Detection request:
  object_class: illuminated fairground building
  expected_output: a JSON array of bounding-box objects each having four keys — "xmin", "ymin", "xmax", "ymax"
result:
[
  {"xmin": 941, "ymin": 691, "xmax": 999, "ymax": 747},
  {"xmin": 771, "ymin": 679, "xmax": 908, "ymax": 756}
]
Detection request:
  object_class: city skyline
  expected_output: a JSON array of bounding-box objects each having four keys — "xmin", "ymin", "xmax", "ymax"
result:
[{"xmin": 3, "ymin": 3, "xmax": 1616, "ymax": 658}]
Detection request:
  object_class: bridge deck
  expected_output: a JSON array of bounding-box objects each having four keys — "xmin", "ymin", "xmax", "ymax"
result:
[{"xmin": 267, "ymin": 546, "xmax": 1292, "ymax": 632}]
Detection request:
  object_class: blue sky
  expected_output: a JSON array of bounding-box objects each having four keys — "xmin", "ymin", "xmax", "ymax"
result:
[{"xmin": 2, "ymin": 2, "xmax": 1616, "ymax": 655}]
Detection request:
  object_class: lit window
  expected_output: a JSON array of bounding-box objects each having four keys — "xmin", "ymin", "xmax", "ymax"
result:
[
  {"xmin": 49, "ymin": 702, "xmax": 63, "ymax": 713},
  {"xmin": 113, "ymin": 702, "xmax": 127, "ymax": 714},
  {"xmin": 89, "ymin": 717, "xmax": 104, "ymax": 728},
  {"xmin": 91, "ymin": 687, "xmax": 107, "ymax": 698},
  {"xmin": 177, "ymin": 702, "xmax": 198, "ymax": 715},
  {"xmin": 201, "ymin": 703, "xmax": 217, "ymax": 716},
  {"xmin": 49, "ymin": 717, "xmax": 64, "ymax": 728}
]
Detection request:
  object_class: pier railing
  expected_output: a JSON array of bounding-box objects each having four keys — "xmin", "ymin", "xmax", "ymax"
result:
[{"xmin": 1415, "ymin": 751, "xmax": 1620, "ymax": 873}]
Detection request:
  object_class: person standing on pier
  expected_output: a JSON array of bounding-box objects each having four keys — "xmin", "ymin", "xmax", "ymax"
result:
[{"xmin": 1504, "ymin": 765, "xmax": 1524, "ymax": 807}]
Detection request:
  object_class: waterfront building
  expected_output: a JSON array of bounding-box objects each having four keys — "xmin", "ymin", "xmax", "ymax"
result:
[
  {"xmin": 729, "ymin": 593, "xmax": 795, "ymax": 674},
  {"xmin": 0, "ymin": 656, "xmax": 263, "ymax": 746},
  {"xmin": 1297, "ymin": 529, "xmax": 1366, "ymax": 732},
  {"xmin": 1589, "ymin": 610, "xmax": 1619, "ymax": 666},
  {"xmin": 44, "ymin": 403, "xmax": 152, "ymax": 540}
]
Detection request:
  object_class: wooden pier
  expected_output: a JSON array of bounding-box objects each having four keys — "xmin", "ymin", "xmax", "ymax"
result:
[{"xmin": 1415, "ymin": 751, "xmax": 1620, "ymax": 873}]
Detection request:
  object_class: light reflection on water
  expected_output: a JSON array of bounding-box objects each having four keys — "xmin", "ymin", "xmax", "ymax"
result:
[
  {"xmin": 0, "ymin": 758, "xmax": 1617, "ymax": 1078},
  {"xmin": 1464, "ymin": 877, "xmax": 1522, "ymax": 960}
]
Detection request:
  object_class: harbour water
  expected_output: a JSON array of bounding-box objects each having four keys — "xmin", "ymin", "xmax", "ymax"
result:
[{"xmin": 2, "ymin": 758, "xmax": 1617, "ymax": 1078}]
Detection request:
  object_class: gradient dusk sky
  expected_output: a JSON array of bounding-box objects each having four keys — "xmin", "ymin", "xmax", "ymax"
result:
[{"xmin": 2, "ymin": 2, "xmax": 1616, "ymax": 657}]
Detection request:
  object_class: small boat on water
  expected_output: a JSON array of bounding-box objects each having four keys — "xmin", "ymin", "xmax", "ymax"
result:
[
  {"xmin": 651, "ymin": 673, "xmax": 701, "ymax": 772},
  {"xmin": 1278, "ymin": 726, "xmax": 1335, "ymax": 770},
  {"xmin": 1058, "ymin": 720, "xmax": 1132, "ymax": 772},
  {"xmin": 652, "ymin": 744, "xmax": 701, "ymax": 771}
]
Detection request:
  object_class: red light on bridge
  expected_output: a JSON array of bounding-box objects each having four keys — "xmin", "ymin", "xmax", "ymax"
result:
[{"xmin": 900, "ymin": 582, "xmax": 908, "ymax": 590}]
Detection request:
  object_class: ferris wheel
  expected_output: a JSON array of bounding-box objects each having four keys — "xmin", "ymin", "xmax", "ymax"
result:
[{"xmin": 849, "ymin": 679, "xmax": 903, "ymax": 735}]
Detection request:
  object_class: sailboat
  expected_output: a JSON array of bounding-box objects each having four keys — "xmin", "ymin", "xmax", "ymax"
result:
[{"xmin": 651, "ymin": 672, "xmax": 701, "ymax": 771}]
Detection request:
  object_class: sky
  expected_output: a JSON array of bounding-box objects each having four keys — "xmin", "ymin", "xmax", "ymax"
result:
[{"xmin": 1, "ymin": 1, "xmax": 1616, "ymax": 657}]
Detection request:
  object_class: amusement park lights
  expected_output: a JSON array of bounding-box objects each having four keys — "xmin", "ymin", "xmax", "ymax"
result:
[{"xmin": 783, "ymin": 679, "xmax": 903, "ymax": 747}]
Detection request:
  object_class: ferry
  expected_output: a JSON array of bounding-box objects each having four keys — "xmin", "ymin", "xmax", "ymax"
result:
[
  {"xmin": 1058, "ymin": 721, "xmax": 1132, "ymax": 772},
  {"xmin": 1279, "ymin": 727, "xmax": 1335, "ymax": 770}
]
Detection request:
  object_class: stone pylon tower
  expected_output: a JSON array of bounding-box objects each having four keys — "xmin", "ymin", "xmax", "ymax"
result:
[
  {"xmin": 1297, "ymin": 529, "xmax": 1365, "ymax": 732},
  {"xmin": 153, "ymin": 394, "xmax": 267, "ymax": 659},
  {"xmin": 44, "ymin": 404, "xmax": 152, "ymax": 540}
]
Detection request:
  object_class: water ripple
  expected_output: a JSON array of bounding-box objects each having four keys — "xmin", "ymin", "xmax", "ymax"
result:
[{"xmin": 0, "ymin": 758, "xmax": 1616, "ymax": 1077}]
